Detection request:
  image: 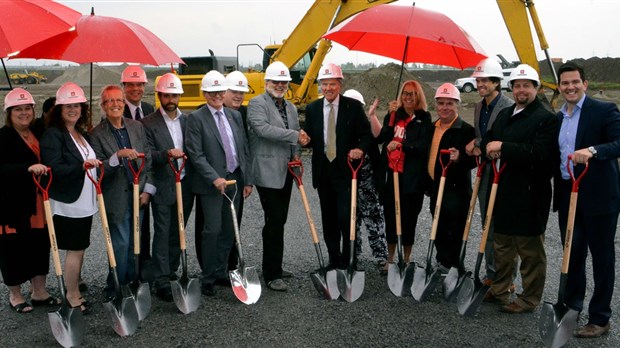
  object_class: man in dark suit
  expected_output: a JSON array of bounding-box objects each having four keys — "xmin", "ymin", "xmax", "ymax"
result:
[
  {"xmin": 90, "ymin": 85, "xmax": 155, "ymax": 299},
  {"xmin": 185, "ymin": 70, "xmax": 253, "ymax": 297},
  {"xmin": 554, "ymin": 62, "xmax": 620, "ymax": 338},
  {"xmin": 303, "ymin": 63, "xmax": 371, "ymax": 269},
  {"xmin": 121, "ymin": 65, "xmax": 155, "ymax": 269},
  {"xmin": 141, "ymin": 73, "xmax": 194, "ymax": 302}
]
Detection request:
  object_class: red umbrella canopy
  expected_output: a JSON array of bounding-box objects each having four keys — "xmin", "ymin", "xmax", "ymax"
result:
[
  {"xmin": 13, "ymin": 13, "xmax": 183, "ymax": 66},
  {"xmin": 323, "ymin": 4, "xmax": 487, "ymax": 69},
  {"xmin": 0, "ymin": 0, "xmax": 81, "ymax": 58}
]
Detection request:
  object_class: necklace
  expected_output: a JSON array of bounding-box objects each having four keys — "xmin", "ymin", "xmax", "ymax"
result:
[{"xmin": 71, "ymin": 132, "xmax": 90, "ymax": 159}]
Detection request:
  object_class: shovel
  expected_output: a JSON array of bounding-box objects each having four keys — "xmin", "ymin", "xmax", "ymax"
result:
[
  {"xmin": 127, "ymin": 154, "xmax": 151, "ymax": 320},
  {"xmin": 412, "ymin": 149, "xmax": 452, "ymax": 302},
  {"xmin": 385, "ymin": 150, "xmax": 415, "ymax": 297},
  {"xmin": 288, "ymin": 160, "xmax": 339, "ymax": 300},
  {"xmin": 223, "ymin": 180, "xmax": 262, "ymax": 305},
  {"xmin": 443, "ymin": 157, "xmax": 485, "ymax": 301},
  {"xmin": 33, "ymin": 169, "xmax": 85, "ymax": 348},
  {"xmin": 456, "ymin": 158, "xmax": 506, "ymax": 316},
  {"xmin": 539, "ymin": 155, "xmax": 588, "ymax": 348},
  {"xmin": 86, "ymin": 163, "xmax": 139, "ymax": 337},
  {"xmin": 168, "ymin": 154, "xmax": 201, "ymax": 314},
  {"xmin": 336, "ymin": 157, "xmax": 365, "ymax": 303}
]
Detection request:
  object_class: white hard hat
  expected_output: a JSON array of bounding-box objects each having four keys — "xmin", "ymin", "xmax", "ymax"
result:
[
  {"xmin": 318, "ymin": 63, "xmax": 344, "ymax": 80},
  {"xmin": 156, "ymin": 73, "xmax": 184, "ymax": 94},
  {"xmin": 56, "ymin": 82, "xmax": 87, "ymax": 105},
  {"xmin": 226, "ymin": 71, "xmax": 249, "ymax": 92},
  {"xmin": 435, "ymin": 83, "xmax": 461, "ymax": 102},
  {"xmin": 471, "ymin": 58, "xmax": 503, "ymax": 79},
  {"xmin": 265, "ymin": 61, "xmax": 292, "ymax": 82},
  {"xmin": 201, "ymin": 70, "xmax": 227, "ymax": 92},
  {"xmin": 4, "ymin": 88, "xmax": 35, "ymax": 111},
  {"xmin": 509, "ymin": 64, "xmax": 540, "ymax": 86},
  {"xmin": 343, "ymin": 89, "xmax": 365, "ymax": 105},
  {"xmin": 121, "ymin": 65, "xmax": 147, "ymax": 83}
]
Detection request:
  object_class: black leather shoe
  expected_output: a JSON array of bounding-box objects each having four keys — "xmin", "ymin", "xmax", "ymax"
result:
[
  {"xmin": 201, "ymin": 284, "xmax": 215, "ymax": 296},
  {"xmin": 156, "ymin": 287, "xmax": 173, "ymax": 302}
]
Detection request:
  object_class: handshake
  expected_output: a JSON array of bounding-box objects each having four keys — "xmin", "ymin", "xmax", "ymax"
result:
[{"xmin": 298, "ymin": 129, "xmax": 311, "ymax": 146}]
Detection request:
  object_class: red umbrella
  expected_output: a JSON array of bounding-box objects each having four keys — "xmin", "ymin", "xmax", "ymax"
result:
[
  {"xmin": 0, "ymin": 0, "xmax": 81, "ymax": 58},
  {"xmin": 13, "ymin": 12, "xmax": 183, "ymax": 66},
  {"xmin": 323, "ymin": 4, "xmax": 487, "ymax": 94}
]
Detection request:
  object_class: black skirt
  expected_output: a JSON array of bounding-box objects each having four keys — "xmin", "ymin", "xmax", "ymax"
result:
[{"xmin": 53, "ymin": 215, "xmax": 92, "ymax": 251}]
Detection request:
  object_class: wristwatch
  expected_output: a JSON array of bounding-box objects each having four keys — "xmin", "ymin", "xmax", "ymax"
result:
[{"xmin": 587, "ymin": 146, "xmax": 598, "ymax": 158}]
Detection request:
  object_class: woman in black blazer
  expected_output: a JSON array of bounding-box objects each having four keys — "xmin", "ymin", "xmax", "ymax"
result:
[
  {"xmin": 40, "ymin": 83, "xmax": 101, "ymax": 314},
  {"xmin": 0, "ymin": 88, "xmax": 56, "ymax": 313}
]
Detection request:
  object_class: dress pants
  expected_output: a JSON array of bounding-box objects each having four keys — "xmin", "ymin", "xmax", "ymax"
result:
[
  {"xmin": 557, "ymin": 179, "xmax": 619, "ymax": 326},
  {"xmin": 317, "ymin": 157, "xmax": 353, "ymax": 269},
  {"xmin": 256, "ymin": 172, "xmax": 293, "ymax": 282}
]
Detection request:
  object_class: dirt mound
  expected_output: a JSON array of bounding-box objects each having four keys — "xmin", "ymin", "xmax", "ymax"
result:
[
  {"xmin": 344, "ymin": 63, "xmax": 437, "ymax": 113},
  {"xmin": 51, "ymin": 63, "xmax": 129, "ymax": 86}
]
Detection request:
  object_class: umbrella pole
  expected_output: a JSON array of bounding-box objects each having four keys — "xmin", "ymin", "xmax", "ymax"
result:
[
  {"xmin": 395, "ymin": 36, "xmax": 410, "ymax": 99},
  {"xmin": 89, "ymin": 62, "xmax": 93, "ymax": 126},
  {"xmin": 2, "ymin": 58, "xmax": 13, "ymax": 90}
]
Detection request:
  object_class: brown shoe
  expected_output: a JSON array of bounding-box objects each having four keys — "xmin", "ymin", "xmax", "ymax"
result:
[
  {"xmin": 574, "ymin": 323, "xmax": 610, "ymax": 338},
  {"xmin": 500, "ymin": 302, "xmax": 534, "ymax": 314},
  {"xmin": 483, "ymin": 289, "xmax": 502, "ymax": 304}
]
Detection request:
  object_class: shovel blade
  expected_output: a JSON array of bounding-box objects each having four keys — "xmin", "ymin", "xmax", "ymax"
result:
[
  {"xmin": 336, "ymin": 269, "xmax": 365, "ymax": 303},
  {"xmin": 539, "ymin": 301, "xmax": 579, "ymax": 348},
  {"xmin": 411, "ymin": 266, "xmax": 441, "ymax": 302},
  {"xmin": 103, "ymin": 295, "xmax": 139, "ymax": 337},
  {"xmin": 387, "ymin": 262, "xmax": 415, "ymax": 297},
  {"xmin": 229, "ymin": 267, "xmax": 262, "ymax": 305},
  {"xmin": 129, "ymin": 281, "xmax": 151, "ymax": 321},
  {"xmin": 310, "ymin": 271, "xmax": 340, "ymax": 300},
  {"xmin": 456, "ymin": 275, "xmax": 488, "ymax": 317},
  {"xmin": 171, "ymin": 277, "xmax": 201, "ymax": 314},
  {"xmin": 443, "ymin": 267, "xmax": 465, "ymax": 301},
  {"xmin": 48, "ymin": 305, "xmax": 85, "ymax": 348}
]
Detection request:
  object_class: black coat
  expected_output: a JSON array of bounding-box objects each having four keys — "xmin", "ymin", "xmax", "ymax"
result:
[
  {"xmin": 481, "ymin": 98, "xmax": 559, "ymax": 236},
  {"xmin": 0, "ymin": 126, "xmax": 40, "ymax": 229},
  {"xmin": 376, "ymin": 107, "xmax": 433, "ymax": 194},
  {"xmin": 304, "ymin": 95, "xmax": 372, "ymax": 188},
  {"xmin": 40, "ymin": 126, "xmax": 90, "ymax": 203}
]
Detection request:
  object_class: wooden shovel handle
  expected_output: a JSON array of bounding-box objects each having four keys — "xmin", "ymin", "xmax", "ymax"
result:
[
  {"xmin": 33, "ymin": 169, "xmax": 63, "ymax": 277},
  {"xmin": 562, "ymin": 155, "xmax": 589, "ymax": 273},
  {"xmin": 430, "ymin": 150, "xmax": 452, "ymax": 241},
  {"xmin": 97, "ymin": 193, "xmax": 117, "ymax": 268},
  {"xmin": 461, "ymin": 158, "xmax": 484, "ymax": 242},
  {"xmin": 175, "ymin": 181, "xmax": 187, "ymax": 251},
  {"xmin": 133, "ymin": 182, "xmax": 140, "ymax": 255}
]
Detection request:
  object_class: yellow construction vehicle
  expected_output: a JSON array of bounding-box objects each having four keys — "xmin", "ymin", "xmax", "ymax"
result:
[
  {"xmin": 160, "ymin": 0, "xmax": 557, "ymax": 111},
  {"xmin": 9, "ymin": 70, "xmax": 47, "ymax": 84},
  {"xmin": 159, "ymin": 0, "xmax": 396, "ymax": 111}
]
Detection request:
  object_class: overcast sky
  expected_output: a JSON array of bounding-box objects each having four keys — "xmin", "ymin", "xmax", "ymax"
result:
[{"xmin": 7, "ymin": 0, "xmax": 620, "ymax": 67}]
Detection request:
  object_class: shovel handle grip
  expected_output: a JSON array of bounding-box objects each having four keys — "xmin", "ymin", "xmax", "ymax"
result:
[
  {"xmin": 32, "ymin": 167, "xmax": 52, "ymax": 200},
  {"xmin": 128, "ymin": 153, "xmax": 145, "ymax": 185},
  {"xmin": 491, "ymin": 158, "xmax": 506, "ymax": 184},
  {"xmin": 287, "ymin": 160, "xmax": 304, "ymax": 187},
  {"xmin": 475, "ymin": 156, "xmax": 486, "ymax": 178},
  {"xmin": 347, "ymin": 155, "xmax": 363, "ymax": 179},
  {"xmin": 438, "ymin": 149, "xmax": 452, "ymax": 176},
  {"xmin": 85, "ymin": 162, "xmax": 104, "ymax": 194},
  {"xmin": 567, "ymin": 154, "xmax": 589, "ymax": 193},
  {"xmin": 168, "ymin": 153, "xmax": 187, "ymax": 183}
]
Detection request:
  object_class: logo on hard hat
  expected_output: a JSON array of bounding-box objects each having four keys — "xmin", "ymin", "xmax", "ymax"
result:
[
  {"xmin": 442, "ymin": 88, "xmax": 448, "ymax": 93},
  {"xmin": 520, "ymin": 70, "xmax": 525, "ymax": 74},
  {"xmin": 214, "ymin": 80, "xmax": 220, "ymax": 86},
  {"xmin": 279, "ymin": 70, "xmax": 285, "ymax": 76},
  {"xmin": 132, "ymin": 72, "xmax": 138, "ymax": 77},
  {"xmin": 168, "ymin": 83, "xmax": 174, "ymax": 88},
  {"xmin": 476, "ymin": 66, "xmax": 482, "ymax": 71},
  {"xmin": 324, "ymin": 68, "xmax": 331, "ymax": 75},
  {"xmin": 19, "ymin": 94, "xmax": 26, "ymax": 100},
  {"xmin": 237, "ymin": 80, "xmax": 243, "ymax": 86},
  {"xmin": 71, "ymin": 92, "xmax": 76, "ymax": 97}
]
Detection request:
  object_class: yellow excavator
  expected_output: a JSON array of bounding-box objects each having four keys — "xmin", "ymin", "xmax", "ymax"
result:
[
  {"xmin": 162, "ymin": 0, "xmax": 558, "ymax": 111},
  {"xmin": 9, "ymin": 70, "xmax": 47, "ymax": 85}
]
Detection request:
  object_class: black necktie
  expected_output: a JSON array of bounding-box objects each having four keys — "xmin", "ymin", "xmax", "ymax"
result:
[{"xmin": 135, "ymin": 108, "xmax": 142, "ymax": 120}]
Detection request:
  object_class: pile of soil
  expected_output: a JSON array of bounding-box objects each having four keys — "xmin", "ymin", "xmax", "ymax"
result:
[
  {"xmin": 343, "ymin": 62, "xmax": 438, "ymax": 113},
  {"xmin": 51, "ymin": 63, "xmax": 129, "ymax": 86}
]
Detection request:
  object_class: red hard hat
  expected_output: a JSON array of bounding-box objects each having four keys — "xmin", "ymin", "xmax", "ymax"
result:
[
  {"xmin": 121, "ymin": 65, "xmax": 147, "ymax": 83},
  {"xmin": 56, "ymin": 82, "xmax": 87, "ymax": 105},
  {"xmin": 4, "ymin": 88, "xmax": 35, "ymax": 111}
]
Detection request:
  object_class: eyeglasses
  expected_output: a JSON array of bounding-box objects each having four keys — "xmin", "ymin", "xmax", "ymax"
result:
[
  {"xmin": 269, "ymin": 80, "xmax": 289, "ymax": 85},
  {"xmin": 207, "ymin": 91, "xmax": 225, "ymax": 96},
  {"xmin": 103, "ymin": 98, "xmax": 124, "ymax": 105},
  {"xmin": 402, "ymin": 91, "xmax": 415, "ymax": 97}
]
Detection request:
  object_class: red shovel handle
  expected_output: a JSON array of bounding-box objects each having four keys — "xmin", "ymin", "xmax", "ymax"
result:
[
  {"xmin": 491, "ymin": 158, "xmax": 507, "ymax": 183},
  {"xmin": 567, "ymin": 154, "xmax": 589, "ymax": 193},
  {"xmin": 287, "ymin": 160, "xmax": 304, "ymax": 186},
  {"xmin": 438, "ymin": 149, "xmax": 452, "ymax": 177},
  {"xmin": 347, "ymin": 155, "xmax": 363, "ymax": 179},
  {"xmin": 168, "ymin": 153, "xmax": 187, "ymax": 183},
  {"xmin": 85, "ymin": 162, "xmax": 104, "ymax": 194},
  {"xmin": 475, "ymin": 156, "xmax": 486, "ymax": 178},
  {"xmin": 32, "ymin": 167, "xmax": 52, "ymax": 201},
  {"xmin": 128, "ymin": 153, "xmax": 145, "ymax": 185}
]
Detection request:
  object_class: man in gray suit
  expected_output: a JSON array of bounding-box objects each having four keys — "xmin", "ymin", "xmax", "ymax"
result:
[
  {"xmin": 465, "ymin": 58, "xmax": 514, "ymax": 287},
  {"xmin": 141, "ymin": 73, "xmax": 194, "ymax": 302},
  {"xmin": 185, "ymin": 70, "xmax": 253, "ymax": 297},
  {"xmin": 247, "ymin": 62, "xmax": 310, "ymax": 292},
  {"xmin": 90, "ymin": 85, "xmax": 155, "ymax": 300}
]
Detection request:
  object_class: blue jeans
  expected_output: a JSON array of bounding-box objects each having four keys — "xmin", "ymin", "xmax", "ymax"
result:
[{"xmin": 105, "ymin": 193, "xmax": 143, "ymax": 295}]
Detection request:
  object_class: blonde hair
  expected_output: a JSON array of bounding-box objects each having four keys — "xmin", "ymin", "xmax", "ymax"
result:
[{"xmin": 397, "ymin": 80, "xmax": 427, "ymax": 111}]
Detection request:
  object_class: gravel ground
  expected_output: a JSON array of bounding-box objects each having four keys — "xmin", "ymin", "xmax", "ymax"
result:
[{"xmin": 1, "ymin": 156, "xmax": 620, "ymax": 348}]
